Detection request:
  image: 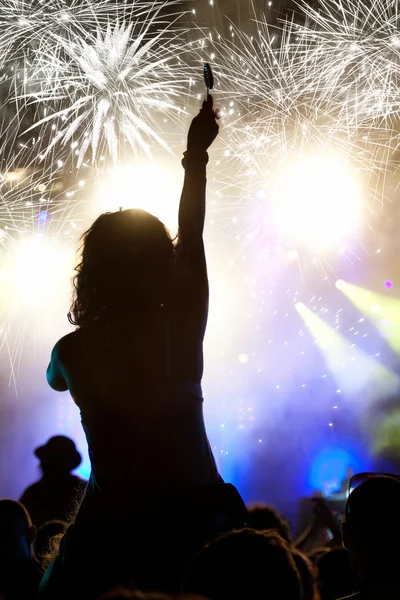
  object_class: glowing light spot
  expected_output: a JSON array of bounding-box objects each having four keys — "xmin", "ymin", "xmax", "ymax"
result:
[
  {"xmin": 370, "ymin": 304, "xmax": 380, "ymax": 313},
  {"xmin": 336, "ymin": 279, "xmax": 345, "ymax": 290},
  {"xmin": 272, "ymin": 154, "xmax": 362, "ymax": 250},
  {"xmin": 385, "ymin": 280, "xmax": 393, "ymax": 289},
  {"xmin": 2, "ymin": 237, "xmax": 73, "ymax": 311},
  {"xmin": 238, "ymin": 354, "xmax": 248, "ymax": 363},
  {"xmin": 310, "ymin": 447, "xmax": 360, "ymax": 494},
  {"xmin": 98, "ymin": 161, "xmax": 181, "ymax": 235},
  {"xmin": 37, "ymin": 211, "xmax": 49, "ymax": 222}
]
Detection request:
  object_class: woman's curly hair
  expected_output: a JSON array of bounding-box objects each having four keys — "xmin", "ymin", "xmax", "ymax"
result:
[{"xmin": 69, "ymin": 209, "xmax": 175, "ymax": 327}]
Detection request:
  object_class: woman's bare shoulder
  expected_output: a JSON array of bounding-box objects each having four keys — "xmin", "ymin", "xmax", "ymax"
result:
[{"xmin": 51, "ymin": 331, "xmax": 80, "ymax": 360}]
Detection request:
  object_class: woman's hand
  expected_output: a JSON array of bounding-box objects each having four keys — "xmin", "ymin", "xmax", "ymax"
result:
[{"xmin": 186, "ymin": 95, "xmax": 219, "ymax": 154}]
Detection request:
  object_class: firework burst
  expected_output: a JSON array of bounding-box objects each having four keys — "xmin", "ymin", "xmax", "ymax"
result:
[
  {"xmin": 0, "ymin": 155, "xmax": 88, "ymax": 387},
  {"xmin": 19, "ymin": 4, "xmax": 191, "ymax": 166},
  {"xmin": 201, "ymin": 10, "xmax": 398, "ymax": 266},
  {"xmin": 0, "ymin": 0, "xmax": 164, "ymax": 59},
  {"xmin": 0, "ymin": 0, "xmax": 196, "ymax": 379},
  {"xmin": 294, "ymin": 0, "xmax": 400, "ymax": 126}
]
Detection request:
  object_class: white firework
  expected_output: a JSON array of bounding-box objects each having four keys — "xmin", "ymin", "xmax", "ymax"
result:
[
  {"xmin": 21, "ymin": 5, "xmax": 191, "ymax": 166},
  {"xmin": 202, "ymin": 12, "xmax": 397, "ymax": 262},
  {"xmin": 0, "ymin": 0, "xmax": 164, "ymax": 59},
  {"xmin": 294, "ymin": 0, "xmax": 400, "ymax": 125},
  {"xmin": 0, "ymin": 155, "xmax": 89, "ymax": 387},
  {"xmin": 0, "ymin": 0, "xmax": 195, "ymax": 378}
]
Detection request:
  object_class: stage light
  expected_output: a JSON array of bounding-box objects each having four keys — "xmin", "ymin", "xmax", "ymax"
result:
[
  {"xmin": 336, "ymin": 282, "xmax": 400, "ymax": 354},
  {"xmin": 271, "ymin": 153, "xmax": 362, "ymax": 250},
  {"xmin": 97, "ymin": 161, "xmax": 181, "ymax": 236},
  {"xmin": 310, "ymin": 447, "xmax": 361, "ymax": 495},
  {"xmin": 336, "ymin": 279, "xmax": 346, "ymax": 290},
  {"xmin": 385, "ymin": 280, "xmax": 393, "ymax": 289},
  {"xmin": 374, "ymin": 409, "xmax": 400, "ymax": 459},
  {"xmin": 295, "ymin": 301, "xmax": 306, "ymax": 312},
  {"xmin": 295, "ymin": 301, "xmax": 398, "ymax": 397}
]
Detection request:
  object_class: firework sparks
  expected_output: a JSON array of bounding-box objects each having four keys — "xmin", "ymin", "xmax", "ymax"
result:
[
  {"xmin": 201, "ymin": 10, "xmax": 398, "ymax": 262},
  {"xmin": 0, "ymin": 154, "xmax": 88, "ymax": 388},
  {"xmin": 0, "ymin": 0, "xmax": 195, "ymax": 379},
  {"xmin": 19, "ymin": 4, "xmax": 191, "ymax": 166},
  {"xmin": 294, "ymin": 0, "xmax": 400, "ymax": 125},
  {"xmin": 2, "ymin": 0, "xmax": 400, "ymax": 381},
  {"xmin": 0, "ymin": 0, "xmax": 165, "ymax": 59}
]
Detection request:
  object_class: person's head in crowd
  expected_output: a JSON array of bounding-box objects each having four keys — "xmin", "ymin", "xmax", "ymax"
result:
[
  {"xmin": 185, "ymin": 528, "xmax": 302, "ymax": 600},
  {"xmin": 0, "ymin": 499, "xmax": 41, "ymax": 600},
  {"xmin": 33, "ymin": 520, "xmax": 66, "ymax": 570},
  {"xmin": 247, "ymin": 503, "xmax": 292, "ymax": 543},
  {"xmin": 308, "ymin": 547, "xmax": 330, "ymax": 565},
  {"xmin": 292, "ymin": 549, "xmax": 320, "ymax": 600},
  {"xmin": 342, "ymin": 475, "xmax": 400, "ymax": 578},
  {"xmin": 69, "ymin": 209, "xmax": 175, "ymax": 328},
  {"xmin": 0, "ymin": 499, "xmax": 36, "ymax": 568},
  {"xmin": 316, "ymin": 548, "xmax": 357, "ymax": 600},
  {"xmin": 35, "ymin": 435, "xmax": 82, "ymax": 478}
]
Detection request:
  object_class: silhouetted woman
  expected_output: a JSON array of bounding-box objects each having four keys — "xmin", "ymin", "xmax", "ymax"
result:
[{"xmin": 41, "ymin": 97, "xmax": 244, "ymax": 598}]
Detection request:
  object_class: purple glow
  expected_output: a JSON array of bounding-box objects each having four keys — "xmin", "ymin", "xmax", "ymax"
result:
[{"xmin": 385, "ymin": 280, "xmax": 393, "ymax": 289}]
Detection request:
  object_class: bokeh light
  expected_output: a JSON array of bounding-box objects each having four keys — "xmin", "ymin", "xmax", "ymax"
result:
[
  {"xmin": 97, "ymin": 161, "xmax": 181, "ymax": 236},
  {"xmin": 336, "ymin": 280, "xmax": 346, "ymax": 290},
  {"xmin": 37, "ymin": 211, "xmax": 49, "ymax": 223},
  {"xmin": 309, "ymin": 447, "xmax": 361, "ymax": 495},
  {"xmin": 1, "ymin": 236, "xmax": 73, "ymax": 311},
  {"xmin": 271, "ymin": 153, "xmax": 362, "ymax": 250}
]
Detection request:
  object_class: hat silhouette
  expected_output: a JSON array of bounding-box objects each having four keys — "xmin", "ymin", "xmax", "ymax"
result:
[{"xmin": 35, "ymin": 436, "xmax": 82, "ymax": 472}]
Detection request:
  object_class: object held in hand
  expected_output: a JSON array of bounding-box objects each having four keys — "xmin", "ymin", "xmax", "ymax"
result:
[
  {"xmin": 204, "ymin": 63, "xmax": 221, "ymax": 119},
  {"xmin": 204, "ymin": 63, "xmax": 214, "ymax": 93}
]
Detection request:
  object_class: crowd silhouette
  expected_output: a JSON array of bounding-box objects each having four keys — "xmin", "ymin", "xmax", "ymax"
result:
[{"xmin": 1, "ymin": 95, "xmax": 399, "ymax": 600}]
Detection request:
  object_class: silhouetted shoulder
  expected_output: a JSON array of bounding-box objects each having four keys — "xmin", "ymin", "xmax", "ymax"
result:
[
  {"xmin": 47, "ymin": 332, "xmax": 78, "ymax": 392},
  {"xmin": 20, "ymin": 480, "xmax": 42, "ymax": 501},
  {"xmin": 51, "ymin": 331, "xmax": 78, "ymax": 358}
]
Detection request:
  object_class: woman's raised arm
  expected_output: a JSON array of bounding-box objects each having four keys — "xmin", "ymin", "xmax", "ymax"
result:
[{"xmin": 178, "ymin": 95, "xmax": 219, "ymax": 246}]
